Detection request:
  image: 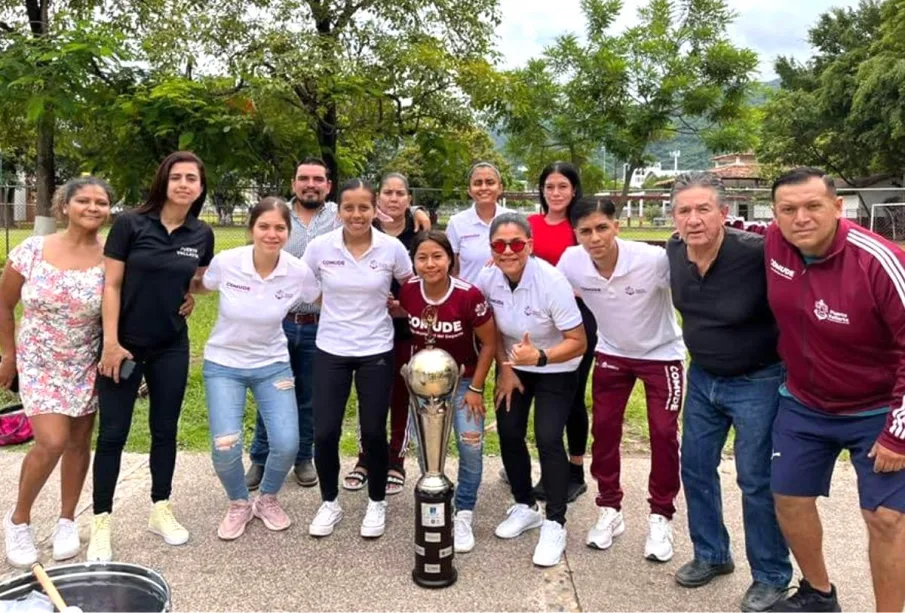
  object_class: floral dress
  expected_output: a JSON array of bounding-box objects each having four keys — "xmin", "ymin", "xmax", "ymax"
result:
[{"xmin": 9, "ymin": 236, "xmax": 104, "ymax": 417}]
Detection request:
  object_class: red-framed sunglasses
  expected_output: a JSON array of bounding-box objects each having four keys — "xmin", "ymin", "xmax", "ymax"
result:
[{"xmin": 490, "ymin": 239, "xmax": 528, "ymax": 254}]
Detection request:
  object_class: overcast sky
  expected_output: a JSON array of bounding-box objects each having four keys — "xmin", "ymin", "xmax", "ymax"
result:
[{"xmin": 495, "ymin": 0, "xmax": 862, "ymax": 80}]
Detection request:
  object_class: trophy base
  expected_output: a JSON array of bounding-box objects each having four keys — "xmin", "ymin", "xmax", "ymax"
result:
[
  {"xmin": 412, "ymin": 568, "xmax": 458, "ymax": 589},
  {"xmin": 412, "ymin": 485, "xmax": 457, "ymax": 589}
]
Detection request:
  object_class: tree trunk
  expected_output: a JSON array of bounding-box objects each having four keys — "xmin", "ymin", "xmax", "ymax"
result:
[
  {"xmin": 33, "ymin": 104, "xmax": 55, "ymax": 234},
  {"xmin": 317, "ymin": 102, "xmax": 339, "ymax": 202},
  {"xmin": 618, "ymin": 162, "xmax": 638, "ymax": 220}
]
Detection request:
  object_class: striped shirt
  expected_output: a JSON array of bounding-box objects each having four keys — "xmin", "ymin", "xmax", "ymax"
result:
[{"xmin": 286, "ymin": 199, "xmax": 341, "ymax": 314}]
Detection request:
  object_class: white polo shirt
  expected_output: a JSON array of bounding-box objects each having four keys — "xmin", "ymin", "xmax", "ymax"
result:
[
  {"xmin": 202, "ymin": 246, "xmax": 321, "ymax": 369},
  {"xmin": 445, "ymin": 203, "xmax": 512, "ymax": 284},
  {"xmin": 304, "ymin": 227, "xmax": 413, "ymax": 357},
  {"xmin": 557, "ymin": 240, "xmax": 685, "ymax": 362},
  {"xmin": 475, "ymin": 256, "xmax": 582, "ymax": 374}
]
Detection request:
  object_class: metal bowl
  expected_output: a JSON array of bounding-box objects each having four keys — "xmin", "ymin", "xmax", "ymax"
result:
[{"xmin": 0, "ymin": 562, "xmax": 172, "ymax": 612}]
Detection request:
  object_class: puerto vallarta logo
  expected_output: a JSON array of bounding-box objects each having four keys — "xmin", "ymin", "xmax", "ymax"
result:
[
  {"xmin": 813, "ymin": 299, "xmax": 849, "ymax": 325},
  {"xmin": 625, "ymin": 286, "xmax": 647, "ymax": 296},
  {"xmin": 475, "ymin": 301, "xmax": 488, "ymax": 317}
]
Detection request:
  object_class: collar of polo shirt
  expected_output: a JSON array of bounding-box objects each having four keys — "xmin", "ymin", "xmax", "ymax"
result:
[
  {"xmin": 467, "ymin": 202, "xmax": 504, "ymax": 225},
  {"xmin": 239, "ymin": 245, "xmax": 289, "ymax": 279},
  {"xmin": 148, "ymin": 211, "xmax": 201, "ymax": 231},
  {"xmin": 332, "ymin": 225, "xmax": 376, "ymax": 251},
  {"xmin": 493, "ymin": 254, "xmax": 540, "ymax": 290}
]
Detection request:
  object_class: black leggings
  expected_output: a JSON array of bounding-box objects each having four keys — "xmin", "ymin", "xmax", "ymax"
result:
[
  {"xmin": 313, "ymin": 348, "xmax": 395, "ymax": 502},
  {"xmin": 567, "ymin": 298, "xmax": 596, "ymax": 458},
  {"xmin": 498, "ymin": 369, "xmax": 577, "ymax": 525},
  {"xmin": 93, "ymin": 331, "xmax": 189, "ymax": 514}
]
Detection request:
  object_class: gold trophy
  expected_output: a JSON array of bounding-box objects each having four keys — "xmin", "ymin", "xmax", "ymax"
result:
[{"xmin": 401, "ymin": 345, "xmax": 460, "ymax": 588}]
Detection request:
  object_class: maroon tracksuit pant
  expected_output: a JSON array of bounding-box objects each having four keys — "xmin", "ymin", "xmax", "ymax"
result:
[{"xmin": 591, "ymin": 352, "xmax": 684, "ymax": 518}]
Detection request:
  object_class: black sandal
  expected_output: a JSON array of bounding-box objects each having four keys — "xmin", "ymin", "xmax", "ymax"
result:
[
  {"xmin": 342, "ymin": 467, "xmax": 368, "ymax": 491},
  {"xmin": 386, "ymin": 467, "xmax": 406, "ymax": 496}
]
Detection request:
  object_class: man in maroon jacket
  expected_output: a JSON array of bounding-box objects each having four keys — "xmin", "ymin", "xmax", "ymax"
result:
[{"xmin": 765, "ymin": 167, "xmax": 905, "ymax": 612}]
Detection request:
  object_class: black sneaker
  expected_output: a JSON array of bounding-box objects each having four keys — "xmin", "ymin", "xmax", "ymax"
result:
[
  {"xmin": 742, "ymin": 581, "xmax": 787, "ymax": 612},
  {"xmin": 244, "ymin": 464, "xmax": 264, "ymax": 491},
  {"xmin": 769, "ymin": 580, "xmax": 840, "ymax": 612},
  {"xmin": 566, "ymin": 480, "xmax": 587, "ymax": 503},
  {"xmin": 675, "ymin": 558, "xmax": 735, "ymax": 588},
  {"xmin": 294, "ymin": 460, "xmax": 318, "ymax": 487}
]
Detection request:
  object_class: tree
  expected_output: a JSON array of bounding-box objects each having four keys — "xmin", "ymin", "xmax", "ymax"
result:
[
  {"xmin": 493, "ymin": 0, "xmax": 759, "ymax": 202},
  {"xmin": 757, "ymin": 0, "xmax": 893, "ymax": 184},
  {"xmin": 173, "ymin": 0, "xmax": 504, "ymax": 194},
  {"xmin": 0, "ymin": 2, "xmax": 123, "ymax": 229}
]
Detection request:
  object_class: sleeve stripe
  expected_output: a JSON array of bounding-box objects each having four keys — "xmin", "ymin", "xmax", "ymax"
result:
[{"xmin": 847, "ymin": 230, "xmax": 905, "ymax": 308}]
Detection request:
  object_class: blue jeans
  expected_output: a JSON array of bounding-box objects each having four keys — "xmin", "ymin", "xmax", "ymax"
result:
[
  {"xmin": 408, "ymin": 377, "xmax": 484, "ymax": 512},
  {"xmin": 204, "ymin": 360, "xmax": 299, "ymax": 500},
  {"xmin": 249, "ymin": 321, "xmax": 316, "ymax": 466},
  {"xmin": 681, "ymin": 362, "xmax": 792, "ymax": 588}
]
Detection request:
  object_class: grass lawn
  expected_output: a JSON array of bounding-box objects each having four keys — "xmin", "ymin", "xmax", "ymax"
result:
[{"xmin": 0, "ymin": 223, "xmax": 664, "ymax": 459}]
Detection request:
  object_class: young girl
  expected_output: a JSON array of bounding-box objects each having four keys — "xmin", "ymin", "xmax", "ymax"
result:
[
  {"xmin": 398, "ymin": 230, "xmax": 497, "ymax": 553},
  {"xmin": 195, "ymin": 198, "xmax": 320, "ymax": 540},
  {"xmin": 2, "ymin": 177, "xmax": 112, "ymax": 568},
  {"xmin": 303, "ymin": 179, "xmax": 413, "ymax": 539}
]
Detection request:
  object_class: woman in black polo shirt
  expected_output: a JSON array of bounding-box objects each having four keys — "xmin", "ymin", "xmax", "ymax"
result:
[{"xmin": 88, "ymin": 151, "xmax": 215, "ymax": 562}]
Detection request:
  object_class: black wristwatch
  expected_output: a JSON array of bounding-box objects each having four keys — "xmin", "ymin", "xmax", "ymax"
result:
[{"xmin": 536, "ymin": 349, "xmax": 548, "ymax": 367}]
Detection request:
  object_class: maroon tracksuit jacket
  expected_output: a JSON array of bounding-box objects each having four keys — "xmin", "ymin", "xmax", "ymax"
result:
[{"xmin": 764, "ymin": 219, "xmax": 905, "ymax": 455}]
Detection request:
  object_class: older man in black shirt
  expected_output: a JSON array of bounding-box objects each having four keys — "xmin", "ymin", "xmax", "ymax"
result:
[{"xmin": 666, "ymin": 173, "xmax": 791, "ymax": 612}]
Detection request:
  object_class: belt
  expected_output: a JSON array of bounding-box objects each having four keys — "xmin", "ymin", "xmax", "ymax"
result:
[{"xmin": 285, "ymin": 312, "xmax": 319, "ymax": 325}]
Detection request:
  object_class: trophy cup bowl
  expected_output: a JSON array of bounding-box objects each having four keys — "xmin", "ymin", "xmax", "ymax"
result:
[{"xmin": 403, "ymin": 347, "xmax": 461, "ymax": 589}]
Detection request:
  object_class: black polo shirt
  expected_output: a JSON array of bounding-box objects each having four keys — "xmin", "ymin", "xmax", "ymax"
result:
[
  {"xmin": 666, "ymin": 227, "xmax": 780, "ymax": 377},
  {"xmin": 105, "ymin": 211, "xmax": 215, "ymax": 347},
  {"xmin": 375, "ymin": 210, "xmax": 417, "ymax": 342}
]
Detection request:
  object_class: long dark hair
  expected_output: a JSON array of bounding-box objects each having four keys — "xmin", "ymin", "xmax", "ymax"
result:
[
  {"xmin": 411, "ymin": 230, "xmax": 456, "ymax": 274},
  {"xmin": 136, "ymin": 151, "xmax": 208, "ymax": 218},
  {"xmin": 538, "ymin": 161, "xmax": 582, "ymax": 220}
]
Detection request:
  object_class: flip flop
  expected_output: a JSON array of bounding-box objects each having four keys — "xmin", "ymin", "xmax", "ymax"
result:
[
  {"xmin": 342, "ymin": 467, "xmax": 368, "ymax": 491},
  {"xmin": 385, "ymin": 472, "xmax": 406, "ymax": 496}
]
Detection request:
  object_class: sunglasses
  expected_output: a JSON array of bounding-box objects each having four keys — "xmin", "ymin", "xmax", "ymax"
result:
[{"xmin": 490, "ymin": 239, "xmax": 528, "ymax": 254}]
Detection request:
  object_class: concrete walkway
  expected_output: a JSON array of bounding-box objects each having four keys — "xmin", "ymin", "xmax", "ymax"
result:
[{"xmin": 0, "ymin": 452, "xmax": 874, "ymax": 611}]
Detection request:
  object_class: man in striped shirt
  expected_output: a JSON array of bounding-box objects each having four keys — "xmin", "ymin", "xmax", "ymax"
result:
[{"xmin": 765, "ymin": 167, "xmax": 905, "ymax": 613}]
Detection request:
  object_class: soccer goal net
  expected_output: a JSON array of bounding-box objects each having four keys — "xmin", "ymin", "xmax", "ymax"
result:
[{"xmin": 870, "ymin": 202, "xmax": 905, "ymax": 242}]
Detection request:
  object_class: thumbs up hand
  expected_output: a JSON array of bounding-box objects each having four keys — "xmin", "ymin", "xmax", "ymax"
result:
[{"xmin": 504, "ymin": 332, "xmax": 541, "ymax": 367}]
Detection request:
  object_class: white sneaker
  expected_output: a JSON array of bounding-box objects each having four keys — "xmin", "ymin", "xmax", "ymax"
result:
[
  {"xmin": 533, "ymin": 520, "xmax": 567, "ymax": 567},
  {"xmin": 4, "ymin": 510, "xmax": 37, "ymax": 569},
  {"xmin": 586, "ymin": 506, "xmax": 625, "ymax": 550},
  {"xmin": 309, "ymin": 501, "xmax": 343, "ymax": 537},
  {"xmin": 86, "ymin": 513, "xmax": 113, "ymax": 562},
  {"xmin": 494, "ymin": 504, "xmax": 543, "ymax": 539},
  {"xmin": 454, "ymin": 510, "xmax": 475, "ymax": 553},
  {"xmin": 52, "ymin": 518, "xmax": 80, "ymax": 561},
  {"xmin": 361, "ymin": 499, "xmax": 387, "ymax": 538},
  {"xmin": 644, "ymin": 514, "xmax": 674, "ymax": 562},
  {"xmin": 147, "ymin": 500, "xmax": 189, "ymax": 546}
]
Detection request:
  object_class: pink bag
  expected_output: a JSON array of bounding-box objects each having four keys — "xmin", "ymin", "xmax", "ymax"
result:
[{"xmin": 0, "ymin": 404, "xmax": 33, "ymax": 446}]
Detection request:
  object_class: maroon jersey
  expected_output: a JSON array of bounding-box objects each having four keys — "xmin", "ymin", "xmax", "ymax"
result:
[{"xmin": 398, "ymin": 276, "xmax": 493, "ymax": 378}]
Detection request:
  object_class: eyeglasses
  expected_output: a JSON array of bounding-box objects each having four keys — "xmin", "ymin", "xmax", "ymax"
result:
[{"xmin": 490, "ymin": 239, "xmax": 528, "ymax": 254}]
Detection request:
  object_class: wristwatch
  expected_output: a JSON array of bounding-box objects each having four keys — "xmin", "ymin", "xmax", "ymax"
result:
[{"xmin": 536, "ymin": 349, "xmax": 548, "ymax": 367}]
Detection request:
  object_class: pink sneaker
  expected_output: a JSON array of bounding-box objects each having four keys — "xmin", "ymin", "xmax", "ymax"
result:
[
  {"xmin": 218, "ymin": 500, "xmax": 253, "ymax": 541},
  {"xmin": 253, "ymin": 494, "xmax": 291, "ymax": 531}
]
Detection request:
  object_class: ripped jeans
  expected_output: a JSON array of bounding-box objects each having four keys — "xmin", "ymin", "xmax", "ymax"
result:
[
  {"xmin": 452, "ymin": 377, "xmax": 484, "ymax": 511},
  {"xmin": 203, "ymin": 360, "xmax": 299, "ymax": 500}
]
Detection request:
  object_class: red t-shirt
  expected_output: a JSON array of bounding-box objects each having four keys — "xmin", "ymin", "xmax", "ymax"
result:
[
  {"xmin": 398, "ymin": 277, "xmax": 493, "ymax": 378},
  {"xmin": 528, "ymin": 213, "xmax": 575, "ymax": 266}
]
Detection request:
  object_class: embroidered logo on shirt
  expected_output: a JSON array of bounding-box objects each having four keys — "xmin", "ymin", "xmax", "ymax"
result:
[
  {"xmin": 523, "ymin": 305, "xmax": 544, "ymax": 317},
  {"xmin": 770, "ymin": 259, "xmax": 795, "ymax": 280},
  {"xmin": 274, "ymin": 289, "xmax": 295, "ymax": 301},
  {"xmin": 409, "ymin": 316, "xmax": 464, "ymax": 334},
  {"xmin": 488, "ymin": 298, "xmax": 504, "ymax": 306},
  {"xmin": 176, "ymin": 246, "xmax": 199, "ymax": 259},
  {"xmin": 460, "ymin": 233, "xmax": 481, "ymax": 240},
  {"xmin": 369, "ymin": 259, "xmax": 379, "ymax": 270},
  {"xmin": 597, "ymin": 360, "xmax": 619, "ymax": 371},
  {"xmin": 322, "ymin": 260, "xmax": 345, "ymax": 267},
  {"xmin": 475, "ymin": 301, "xmax": 489, "ymax": 317},
  {"xmin": 225, "ymin": 281, "xmax": 251, "ymax": 292},
  {"xmin": 813, "ymin": 299, "xmax": 850, "ymax": 325},
  {"xmin": 580, "ymin": 286, "xmax": 602, "ymax": 293},
  {"xmin": 624, "ymin": 286, "xmax": 647, "ymax": 296}
]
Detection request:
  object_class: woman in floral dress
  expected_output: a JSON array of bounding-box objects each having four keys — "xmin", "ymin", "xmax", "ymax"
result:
[{"xmin": 0, "ymin": 177, "xmax": 112, "ymax": 569}]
